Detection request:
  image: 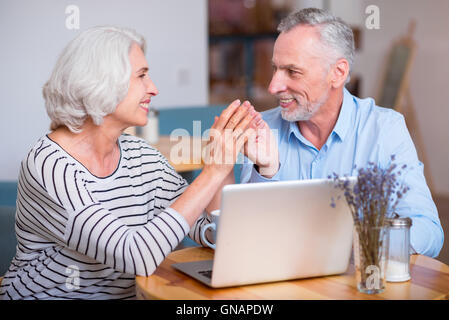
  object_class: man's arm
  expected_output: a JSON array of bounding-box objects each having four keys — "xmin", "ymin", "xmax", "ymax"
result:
[{"xmin": 382, "ymin": 114, "xmax": 443, "ymax": 258}]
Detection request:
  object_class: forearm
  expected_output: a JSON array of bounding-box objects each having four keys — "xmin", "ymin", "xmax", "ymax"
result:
[
  {"xmin": 63, "ymin": 203, "xmax": 190, "ymax": 277},
  {"xmin": 187, "ymin": 170, "xmax": 235, "ymax": 246},
  {"xmin": 206, "ymin": 169, "xmax": 235, "ymax": 213},
  {"xmin": 409, "ymin": 215, "xmax": 443, "ymax": 258},
  {"xmin": 171, "ymin": 168, "xmax": 226, "ymax": 227}
]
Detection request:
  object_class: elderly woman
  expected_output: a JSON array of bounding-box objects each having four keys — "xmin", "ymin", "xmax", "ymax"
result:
[{"xmin": 0, "ymin": 26, "xmax": 261, "ymax": 300}]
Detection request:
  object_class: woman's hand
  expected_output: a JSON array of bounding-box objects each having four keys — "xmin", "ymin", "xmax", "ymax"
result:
[
  {"xmin": 202, "ymin": 99, "xmax": 257, "ymax": 179},
  {"xmin": 171, "ymin": 99, "xmax": 257, "ymax": 226}
]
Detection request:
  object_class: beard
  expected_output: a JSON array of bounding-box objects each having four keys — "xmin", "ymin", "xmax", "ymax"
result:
[{"xmin": 280, "ymin": 90, "xmax": 330, "ymax": 122}]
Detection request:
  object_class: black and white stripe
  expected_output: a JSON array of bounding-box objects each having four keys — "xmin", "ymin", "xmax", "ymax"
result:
[{"xmin": 0, "ymin": 134, "xmax": 209, "ymax": 300}]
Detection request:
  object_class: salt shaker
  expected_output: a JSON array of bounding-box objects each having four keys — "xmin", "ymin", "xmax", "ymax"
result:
[
  {"xmin": 142, "ymin": 107, "xmax": 159, "ymax": 144},
  {"xmin": 385, "ymin": 215, "xmax": 412, "ymax": 282}
]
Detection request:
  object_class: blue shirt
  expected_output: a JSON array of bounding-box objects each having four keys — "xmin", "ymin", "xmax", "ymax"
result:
[{"xmin": 240, "ymin": 88, "xmax": 443, "ymax": 258}]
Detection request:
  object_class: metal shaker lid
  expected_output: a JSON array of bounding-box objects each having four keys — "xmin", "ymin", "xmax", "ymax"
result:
[
  {"xmin": 148, "ymin": 108, "xmax": 159, "ymax": 116},
  {"xmin": 386, "ymin": 215, "xmax": 412, "ymax": 227}
]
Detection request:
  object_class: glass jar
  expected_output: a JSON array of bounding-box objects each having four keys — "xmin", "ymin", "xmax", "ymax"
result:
[
  {"xmin": 353, "ymin": 225, "xmax": 389, "ymax": 294},
  {"xmin": 385, "ymin": 215, "xmax": 412, "ymax": 282},
  {"xmin": 142, "ymin": 108, "xmax": 159, "ymax": 144}
]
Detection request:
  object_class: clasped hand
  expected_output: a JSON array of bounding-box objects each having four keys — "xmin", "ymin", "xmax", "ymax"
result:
[{"xmin": 203, "ymin": 99, "xmax": 279, "ymax": 179}]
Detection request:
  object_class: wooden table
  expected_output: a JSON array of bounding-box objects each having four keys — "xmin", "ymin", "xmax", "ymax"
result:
[
  {"xmin": 136, "ymin": 247, "xmax": 449, "ymax": 300},
  {"xmin": 153, "ymin": 135, "xmax": 206, "ymax": 173}
]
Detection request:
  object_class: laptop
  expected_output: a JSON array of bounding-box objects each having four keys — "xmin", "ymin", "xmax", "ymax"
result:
[{"xmin": 172, "ymin": 178, "xmax": 355, "ymax": 288}]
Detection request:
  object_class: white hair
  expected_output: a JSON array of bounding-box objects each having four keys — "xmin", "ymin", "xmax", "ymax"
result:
[
  {"xmin": 278, "ymin": 8, "xmax": 354, "ymax": 83},
  {"xmin": 43, "ymin": 26, "xmax": 146, "ymax": 133}
]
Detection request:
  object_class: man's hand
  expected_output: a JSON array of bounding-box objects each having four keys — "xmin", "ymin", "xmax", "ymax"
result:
[{"xmin": 244, "ymin": 114, "xmax": 279, "ymax": 178}]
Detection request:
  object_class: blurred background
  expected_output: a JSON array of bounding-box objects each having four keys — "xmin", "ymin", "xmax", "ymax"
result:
[{"xmin": 0, "ymin": 0, "xmax": 448, "ymax": 266}]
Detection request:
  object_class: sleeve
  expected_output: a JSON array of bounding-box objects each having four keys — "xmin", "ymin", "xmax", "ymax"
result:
[
  {"xmin": 151, "ymin": 153, "xmax": 212, "ymax": 247},
  {"xmin": 31, "ymin": 154, "xmax": 190, "ymax": 277},
  {"xmin": 152, "ymin": 153, "xmax": 189, "ymax": 215},
  {"xmin": 188, "ymin": 211, "xmax": 213, "ymax": 247},
  {"xmin": 380, "ymin": 114, "xmax": 444, "ymax": 257},
  {"xmin": 240, "ymin": 156, "xmax": 282, "ymax": 184}
]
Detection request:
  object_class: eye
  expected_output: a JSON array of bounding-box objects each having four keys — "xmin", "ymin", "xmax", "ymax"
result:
[
  {"xmin": 288, "ymin": 69, "xmax": 300, "ymax": 76},
  {"xmin": 139, "ymin": 73, "xmax": 146, "ymax": 78}
]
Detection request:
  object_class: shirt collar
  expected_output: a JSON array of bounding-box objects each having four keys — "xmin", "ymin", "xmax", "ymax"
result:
[
  {"xmin": 330, "ymin": 87, "xmax": 354, "ymax": 142},
  {"xmin": 287, "ymin": 116, "xmax": 304, "ymax": 144}
]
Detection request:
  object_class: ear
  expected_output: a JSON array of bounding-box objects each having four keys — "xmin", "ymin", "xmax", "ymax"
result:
[{"xmin": 330, "ymin": 58, "xmax": 350, "ymax": 88}]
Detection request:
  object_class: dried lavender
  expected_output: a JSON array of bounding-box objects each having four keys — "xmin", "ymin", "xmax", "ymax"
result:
[{"xmin": 329, "ymin": 155, "xmax": 410, "ymax": 287}]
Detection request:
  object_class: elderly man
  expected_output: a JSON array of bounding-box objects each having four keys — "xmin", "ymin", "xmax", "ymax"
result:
[{"xmin": 211, "ymin": 8, "xmax": 443, "ymax": 258}]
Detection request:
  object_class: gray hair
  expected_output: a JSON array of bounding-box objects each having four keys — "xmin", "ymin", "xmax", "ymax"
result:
[
  {"xmin": 43, "ymin": 26, "xmax": 146, "ymax": 133},
  {"xmin": 278, "ymin": 8, "xmax": 354, "ymax": 82}
]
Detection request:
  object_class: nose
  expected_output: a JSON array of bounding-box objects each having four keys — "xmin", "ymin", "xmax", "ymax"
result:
[
  {"xmin": 146, "ymin": 76, "xmax": 159, "ymax": 96},
  {"xmin": 268, "ymin": 71, "xmax": 287, "ymax": 96}
]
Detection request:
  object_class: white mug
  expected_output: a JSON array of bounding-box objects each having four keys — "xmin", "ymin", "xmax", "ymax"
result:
[{"xmin": 200, "ymin": 210, "xmax": 220, "ymax": 249}]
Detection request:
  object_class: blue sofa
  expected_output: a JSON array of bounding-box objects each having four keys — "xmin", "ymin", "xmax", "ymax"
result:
[
  {"xmin": 0, "ymin": 182, "xmax": 18, "ymax": 275},
  {"xmin": 0, "ymin": 206, "xmax": 16, "ymax": 276},
  {"xmin": 0, "ymin": 181, "xmax": 18, "ymax": 207}
]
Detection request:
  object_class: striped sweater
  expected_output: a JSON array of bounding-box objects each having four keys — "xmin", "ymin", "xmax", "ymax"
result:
[{"xmin": 0, "ymin": 134, "xmax": 210, "ymax": 300}]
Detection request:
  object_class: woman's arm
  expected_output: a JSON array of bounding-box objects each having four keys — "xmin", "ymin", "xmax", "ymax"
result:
[
  {"xmin": 205, "ymin": 170, "xmax": 235, "ymax": 214},
  {"xmin": 24, "ymin": 150, "xmax": 188, "ymax": 277},
  {"xmin": 23, "ymin": 100, "xmax": 256, "ymax": 277},
  {"xmin": 171, "ymin": 100, "xmax": 256, "ymax": 226}
]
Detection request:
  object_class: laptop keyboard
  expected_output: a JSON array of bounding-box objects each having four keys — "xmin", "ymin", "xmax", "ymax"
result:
[{"xmin": 198, "ymin": 270, "xmax": 212, "ymax": 279}]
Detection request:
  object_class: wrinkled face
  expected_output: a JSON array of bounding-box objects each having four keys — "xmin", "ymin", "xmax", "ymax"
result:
[
  {"xmin": 268, "ymin": 25, "xmax": 333, "ymax": 121},
  {"xmin": 112, "ymin": 43, "xmax": 158, "ymax": 128}
]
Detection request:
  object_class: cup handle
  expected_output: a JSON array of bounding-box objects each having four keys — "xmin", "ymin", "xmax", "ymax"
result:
[{"xmin": 201, "ymin": 223, "xmax": 216, "ymax": 250}]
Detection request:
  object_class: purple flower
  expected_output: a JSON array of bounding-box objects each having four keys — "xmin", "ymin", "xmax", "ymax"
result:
[{"xmin": 330, "ymin": 156, "xmax": 409, "ymax": 228}]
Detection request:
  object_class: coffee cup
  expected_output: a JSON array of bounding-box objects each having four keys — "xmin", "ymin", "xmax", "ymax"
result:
[{"xmin": 200, "ymin": 210, "xmax": 220, "ymax": 249}]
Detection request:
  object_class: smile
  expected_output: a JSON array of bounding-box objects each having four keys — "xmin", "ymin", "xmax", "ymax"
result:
[
  {"xmin": 279, "ymin": 97, "xmax": 296, "ymax": 108},
  {"xmin": 140, "ymin": 102, "xmax": 149, "ymax": 112},
  {"xmin": 280, "ymin": 98, "xmax": 295, "ymax": 104}
]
